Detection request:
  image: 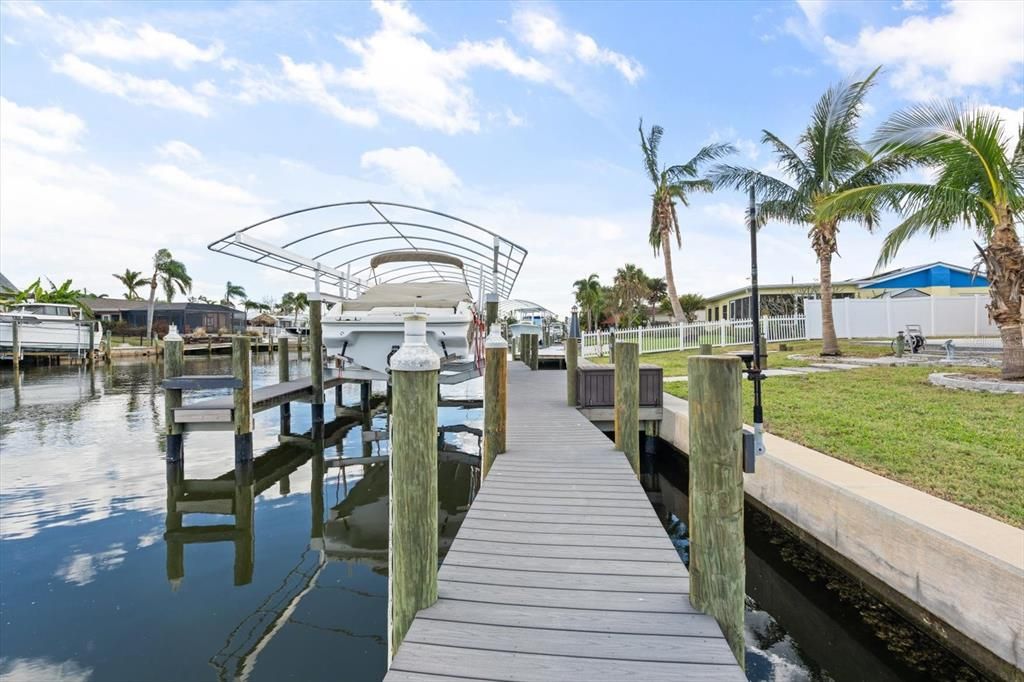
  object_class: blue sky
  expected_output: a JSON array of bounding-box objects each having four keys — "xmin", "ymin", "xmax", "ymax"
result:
[{"xmin": 1, "ymin": 0, "xmax": 1021, "ymax": 311}]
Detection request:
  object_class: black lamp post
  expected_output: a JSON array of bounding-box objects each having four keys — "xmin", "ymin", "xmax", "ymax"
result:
[
  {"xmin": 569, "ymin": 304, "xmax": 580, "ymax": 339},
  {"xmin": 748, "ymin": 187, "xmax": 766, "ymax": 458}
]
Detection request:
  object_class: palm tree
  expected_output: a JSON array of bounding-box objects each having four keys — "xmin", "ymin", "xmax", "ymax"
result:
[
  {"xmin": 646, "ymin": 276, "xmax": 668, "ymax": 307},
  {"xmin": 572, "ymin": 274, "xmax": 603, "ymax": 331},
  {"xmin": 223, "ymin": 281, "xmax": 247, "ymax": 308},
  {"xmin": 113, "ymin": 269, "xmax": 146, "ymax": 299},
  {"xmin": 710, "ymin": 67, "xmax": 908, "ymax": 355},
  {"xmin": 290, "ymin": 292, "xmax": 308, "ymax": 326},
  {"xmin": 640, "ymin": 119, "xmax": 734, "ymax": 322},
  {"xmin": 675, "ymin": 293, "xmax": 707, "ymax": 323},
  {"xmin": 145, "ymin": 249, "xmax": 192, "ymax": 338},
  {"xmin": 1, "ymin": 278, "xmax": 93, "ymax": 316},
  {"xmin": 821, "ymin": 103, "xmax": 1024, "ymax": 378},
  {"xmin": 613, "ymin": 264, "xmax": 652, "ymax": 326}
]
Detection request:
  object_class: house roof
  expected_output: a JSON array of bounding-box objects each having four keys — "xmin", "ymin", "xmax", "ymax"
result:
[
  {"xmin": 80, "ymin": 297, "xmax": 240, "ymax": 313},
  {"xmin": 703, "ymin": 280, "xmax": 857, "ymax": 303},
  {"xmin": 853, "ymin": 261, "xmax": 982, "ymax": 287}
]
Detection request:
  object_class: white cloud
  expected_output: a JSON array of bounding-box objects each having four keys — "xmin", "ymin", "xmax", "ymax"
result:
[
  {"xmin": 823, "ymin": 0, "xmax": 1024, "ymax": 100},
  {"xmin": 980, "ymin": 104, "xmax": 1024, "ymax": 156},
  {"xmin": 336, "ymin": 1, "xmax": 557, "ymax": 134},
  {"xmin": 896, "ymin": 0, "xmax": 926, "ymax": 11},
  {"xmin": 156, "ymin": 140, "xmax": 203, "ymax": 163},
  {"xmin": 505, "ymin": 109, "xmax": 526, "ymax": 128},
  {"xmin": 66, "ymin": 21, "xmax": 223, "ymax": 69},
  {"xmin": 0, "ymin": 97, "xmax": 85, "ymax": 153},
  {"xmin": 0, "ymin": 658, "xmax": 93, "ymax": 682},
  {"xmin": 360, "ymin": 146, "xmax": 461, "ymax": 197},
  {"xmin": 4, "ymin": 2, "xmax": 222, "ymax": 69},
  {"xmin": 53, "ymin": 54, "xmax": 211, "ymax": 116},
  {"xmin": 796, "ymin": 0, "xmax": 830, "ymax": 31},
  {"xmin": 278, "ymin": 55, "xmax": 378, "ymax": 127},
  {"xmin": 512, "ymin": 8, "xmax": 645, "ymax": 84},
  {"xmin": 708, "ymin": 127, "xmax": 760, "ymax": 162},
  {"xmin": 145, "ymin": 164, "xmax": 267, "ymax": 204}
]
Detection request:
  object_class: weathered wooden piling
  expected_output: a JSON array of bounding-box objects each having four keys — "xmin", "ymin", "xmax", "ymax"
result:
[
  {"xmin": 11, "ymin": 320, "xmax": 20, "ymax": 373},
  {"xmin": 309, "ymin": 298, "xmax": 324, "ymax": 431},
  {"xmin": 278, "ymin": 337, "xmax": 291, "ymax": 434},
  {"xmin": 234, "ymin": 462, "xmax": 255, "ymax": 586},
  {"xmin": 687, "ymin": 355, "xmax": 745, "ymax": 667},
  {"xmin": 485, "ymin": 295, "xmax": 498, "ymax": 328},
  {"xmin": 164, "ymin": 327, "xmax": 185, "ymax": 462},
  {"xmin": 483, "ymin": 324, "xmax": 508, "ymax": 478},
  {"xmin": 87, "ymin": 322, "xmax": 95, "ymax": 368},
  {"xmin": 613, "ymin": 341, "xmax": 639, "ymax": 475},
  {"xmin": 529, "ymin": 333, "xmax": 539, "ymax": 371},
  {"xmin": 759, "ymin": 334, "xmax": 768, "ymax": 368},
  {"xmin": 388, "ymin": 314, "xmax": 439, "ymax": 664},
  {"xmin": 542, "ymin": 324, "xmax": 550, "ymax": 348},
  {"xmin": 104, "ymin": 330, "xmax": 112, "ymax": 364},
  {"xmin": 510, "ymin": 335, "xmax": 517, "ymax": 361},
  {"xmin": 165, "ymin": 462, "xmax": 184, "ymax": 585},
  {"xmin": 565, "ymin": 336, "xmax": 578, "ymax": 406},
  {"xmin": 609, "ymin": 330, "xmax": 616, "ymax": 363},
  {"xmin": 233, "ymin": 336, "xmax": 254, "ymax": 461},
  {"xmin": 360, "ymin": 380, "xmax": 371, "ymax": 413},
  {"xmin": 699, "ymin": 342, "xmax": 713, "ymax": 355}
]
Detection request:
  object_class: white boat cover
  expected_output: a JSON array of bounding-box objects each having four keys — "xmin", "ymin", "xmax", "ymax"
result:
[{"xmin": 339, "ymin": 282, "xmax": 473, "ymax": 311}]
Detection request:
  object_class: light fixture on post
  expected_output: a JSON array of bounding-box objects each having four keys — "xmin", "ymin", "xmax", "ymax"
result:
[{"xmin": 569, "ymin": 304, "xmax": 580, "ymax": 339}]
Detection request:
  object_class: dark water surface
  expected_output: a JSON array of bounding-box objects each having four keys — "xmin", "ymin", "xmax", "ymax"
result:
[{"xmin": 1, "ymin": 358, "xmax": 983, "ymax": 681}]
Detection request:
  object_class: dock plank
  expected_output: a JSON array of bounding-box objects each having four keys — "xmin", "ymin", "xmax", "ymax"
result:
[{"xmin": 385, "ymin": 362, "xmax": 741, "ymax": 680}]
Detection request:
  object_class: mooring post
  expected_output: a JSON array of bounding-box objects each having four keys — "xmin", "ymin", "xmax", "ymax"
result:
[
  {"xmin": 485, "ymin": 294, "xmax": 498, "ymax": 328},
  {"xmin": 233, "ymin": 335, "xmax": 254, "ymax": 462},
  {"xmin": 688, "ymin": 354, "xmax": 745, "ymax": 668},
  {"xmin": 510, "ymin": 335, "xmax": 517, "ymax": 361},
  {"xmin": 360, "ymin": 380, "xmax": 371, "ymax": 413},
  {"xmin": 309, "ymin": 298, "xmax": 324, "ymax": 434},
  {"xmin": 388, "ymin": 314, "xmax": 439, "ymax": 664},
  {"xmin": 699, "ymin": 342, "xmax": 713, "ymax": 355},
  {"xmin": 207, "ymin": 337, "xmax": 213, "ymax": 357},
  {"xmin": 278, "ymin": 337, "xmax": 291, "ymax": 435},
  {"xmin": 87, "ymin": 322, "xmax": 95, "ymax": 368},
  {"xmin": 522, "ymin": 333, "xmax": 531, "ymax": 366},
  {"xmin": 103, "ymin": 330, "xmax": 112, "ymax": 364},
  {"xmin": 759, "ymin": 334, "xmax": 768, "ymax": 369},
  {"xmin": 613, "ymin": 341, "xmax": 639, "ymax": 475},
  {"xmin": 11, "ymin": 320, "xmax": 20, "ymax": 374},
  {"xmin": 164, "ymin": 325, "xmax": 184, "ymax": 462},
  {"xmin": 529, "ymin": 333, "xmax": 539, "ymax": 371},
  {"xmin": 165, "ymin": 461, "xmax": 184, "ymax": 586},
  {"xmin": 543, "ymin": 325, "xmax": 550, "ymax": 348},
  {"xmin": 483, "ymin": 324, "xmax": 508, "ymax": 478},
  {"xmin": 233, "ymin": 461, "xmax": 255, "ymax": 586},
  {"xmin": 565, "ymin": 336, "xmax": 579, "ymax": 406},
  {"xmin": 609, "ymin": 330, "xmax": 616, "ymax": 364}
]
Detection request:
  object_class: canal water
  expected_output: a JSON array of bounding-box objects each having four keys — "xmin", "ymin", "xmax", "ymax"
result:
[{"xmin": 0, "ymin": 358, "xmax": 983, "ymax": 681}]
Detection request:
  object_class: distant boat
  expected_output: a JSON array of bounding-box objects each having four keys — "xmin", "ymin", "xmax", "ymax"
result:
[{"xmin": 0, "ymin": 303, "xmax": 102, "ymax": 354}]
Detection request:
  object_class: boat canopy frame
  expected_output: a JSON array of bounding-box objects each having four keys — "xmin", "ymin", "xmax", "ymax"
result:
[{"xmin": 208, "ymin": 201, "xmax": 528, "ymax": 301}]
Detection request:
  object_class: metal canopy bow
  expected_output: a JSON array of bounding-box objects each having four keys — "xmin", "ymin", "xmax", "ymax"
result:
[{"xmin": 208, "ymin": 201, "xmax": 528, "ymax": 300}]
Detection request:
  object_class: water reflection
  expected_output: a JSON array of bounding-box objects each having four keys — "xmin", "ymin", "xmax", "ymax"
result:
[{"xmin": 1, "ymin": 358, "xmax": 481, "ymax": 682}]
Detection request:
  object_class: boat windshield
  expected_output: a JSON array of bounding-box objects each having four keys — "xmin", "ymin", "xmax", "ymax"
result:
[{"xmin": 16, "ymin": 304, "xmax": 76, "ymax": 317}]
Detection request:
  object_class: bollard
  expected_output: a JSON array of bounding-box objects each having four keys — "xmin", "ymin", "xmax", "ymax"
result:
[
  {"xmin": 164, "ymin": 326, "xmax": 184, "ymax": 462},
  {"xmin": 388, "ymin": 314, "xmax": 439, "ymax": 663},
  {"xmin": 529, "ymin": 333, "xmax": 539, "ymax": 371},
  {"xmin": 483, "ymin": 324, "xmax": 508, "ymax": 478},
  {"xmin": 758, "ymin": 334, "xmax": 768, "ymax": 369},
  {"xmin": 233, "ymin": 336, "xmax": 253, "ymax": 461},
  {"xmin": 309, "ymin": 299, "xmax": 324, "ymax": 432},
  {"xmin": 278, "ymin": 337, "xmax": 291, "ymax": 435},
  {"xmin": 699, "ymin": 342, "xmax": 712, "ymax": 356},
  {"xmin": 688, "ymin": 355, "xmax": 745, "ymax": 667},
  {"xmin": 87, "ymin": 322, "xmax": 95, "ymax": 368},
  {"xmin": 565, "ymin": 337, "xmax": 579, "ymax": 406},
  {"xmin": 613, "ymin": 341, "xmax": 639, "ymax": 475},
  {"xmin": 11, "ymin": 320, "xmax": 20, "ymax": 374}
]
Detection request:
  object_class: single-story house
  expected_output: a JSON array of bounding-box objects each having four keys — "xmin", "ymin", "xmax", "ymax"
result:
[
  {"xmin": 702, "ymin": 262, "xmax": 988, "ymax": 321},
  {"xmin": 81, "ymin": 297, "xmax": 245, "ymax": 336}
]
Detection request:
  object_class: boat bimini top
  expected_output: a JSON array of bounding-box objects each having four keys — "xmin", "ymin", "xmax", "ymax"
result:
[{"xmin": 207, "ymin": 201, "xmax": 528, "ymax": 306}]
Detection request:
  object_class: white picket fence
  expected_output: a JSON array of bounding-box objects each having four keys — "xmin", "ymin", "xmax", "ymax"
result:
[{"xmin": 580, "ymin": 315, "xmax": 807, "ymax": 358}]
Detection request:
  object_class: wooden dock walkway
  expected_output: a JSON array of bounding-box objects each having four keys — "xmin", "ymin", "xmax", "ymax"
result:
[
  {"xmin": 174, "ymin": 372, "xmax": 346, "ymax": 427},
  {"xmin": 385, "ymin": 362, "xmax": 744, "ymax": 681}
]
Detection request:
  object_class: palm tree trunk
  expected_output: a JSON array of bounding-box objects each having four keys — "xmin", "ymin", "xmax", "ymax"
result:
[
  {"xmin": 146, "ymin": 273, "xmax": 158, "ymax": 339},
  {"xmin": 984, "ymin": 217, "xmax": 1024, "ymax": 379},
  {"xmin": 661, "ymin": 230, "xmax": 684, "ymax": 322},
  {"xmin": 812, "ymin": 223, "xmax": 841, "ymax": 356}
]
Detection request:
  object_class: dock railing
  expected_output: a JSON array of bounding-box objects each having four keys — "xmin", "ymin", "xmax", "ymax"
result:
[{"xmin": 581, "ymin": 315, "xmax": 806, "ymax": 357}]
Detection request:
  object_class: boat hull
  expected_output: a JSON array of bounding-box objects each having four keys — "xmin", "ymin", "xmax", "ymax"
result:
[
  {"xmin": 0, "ymin": 317, "xmax": 101, "ymax": 353},
  {"xmin": 322, "ymin": 312, "xmax": 472, "ymax": 374}
]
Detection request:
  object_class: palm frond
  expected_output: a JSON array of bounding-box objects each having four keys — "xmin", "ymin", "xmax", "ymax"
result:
[
  {"xmin": 803, "ymin": 66, "xmax": 880, "ymax": 190},
  {"xmin": 668, "ymin": 143, "xmax": 736, "ymax": 179},
  {"xmin": 708, "ymin": 165, "xmax": 801, "ymax": 204},
  {"xmin": 760, "ymin": 131, "xmax": 812, "ymax": 185},
  {"xmin": 638, "ymin": 118, "xmax": 661, "ymax": 184}
]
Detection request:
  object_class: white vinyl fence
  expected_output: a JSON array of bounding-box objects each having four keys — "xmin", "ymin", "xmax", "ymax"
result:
[
  {"xmin": 580, "ymin": 315, "xmax": 807, "ymax": 358},
  {"xmin": 804, "ymin": 295, "xmax": 998, "ymax": 340}
]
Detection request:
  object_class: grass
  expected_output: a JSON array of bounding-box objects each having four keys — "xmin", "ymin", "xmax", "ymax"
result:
[
  {"xmin": 587, "ymin": 339, "xmax": 892, "ymax": 376},
  {"xmin": 664, "ymin": 364, "xmax": 1024, "ymax": 526}
]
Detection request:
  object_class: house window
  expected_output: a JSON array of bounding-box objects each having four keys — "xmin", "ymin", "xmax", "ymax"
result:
[
  {"xmin": 714, "ymin": 307, "xmax": 719, "ymax": 321},
  {"xmin": 721, "ymin": 305, "xmax": 727, "ymax": 320}
]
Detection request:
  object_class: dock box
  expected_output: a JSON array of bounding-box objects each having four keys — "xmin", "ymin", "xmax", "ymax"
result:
[{"xmin": 576, "ymin": 362, "xmax": 664, "ymax": 408}]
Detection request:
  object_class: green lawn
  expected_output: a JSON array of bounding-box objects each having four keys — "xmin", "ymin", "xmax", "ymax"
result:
[
  {"xmin": 665, "ymin": 365, "xmax": 1024, "ymax": 526},
  {"xmin": 588, "ymin": 339, "xmax": 893, "ymax": 376}
]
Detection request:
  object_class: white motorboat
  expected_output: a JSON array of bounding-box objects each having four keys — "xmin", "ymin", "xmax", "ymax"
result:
[
  {"xmin": 322, "ymin": 251, "xmax": 479, "ymax": 374},
  {"xmin": 0, "ymin": 302, "xmax": 102, "ymax": 354}
]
